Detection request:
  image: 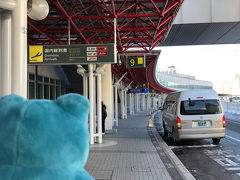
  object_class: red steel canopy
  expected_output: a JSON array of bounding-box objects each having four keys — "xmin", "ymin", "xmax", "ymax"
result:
[
  {"xmin": 27, "ymin": 0, "xmax": 183, "ymax": 93},
  {"xmin": 112, "ymin": 52, "xmax": 175, "ymax": 93}
]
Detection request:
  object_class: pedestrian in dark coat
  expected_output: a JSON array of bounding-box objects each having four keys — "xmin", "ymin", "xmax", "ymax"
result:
[{"xmin": 102, "ymin": 101, "xmax": 107, "ymax": 133}]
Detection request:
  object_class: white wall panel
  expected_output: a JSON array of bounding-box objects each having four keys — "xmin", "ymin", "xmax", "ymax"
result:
[{"xmin": 174, "ymin": 0, "xmax": 240, "ymax": 24}]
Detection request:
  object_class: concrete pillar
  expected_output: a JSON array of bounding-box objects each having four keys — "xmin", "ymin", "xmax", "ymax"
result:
[
  {"xmin": 88, "ymin": 64, "xmax": 94, "ymax": 144},
  {"xmin": 129, "ymin": 93, "xmax": 134, "ymax": 115},
  {"xmin": 141, "ymin": 94, "xmax": 145, "ymax": 110},
  {"xmin": 139, "ymin": 94, "xmax": 141, "ymax": 111},
  {"xmin": 153, "ymin": 95, "xmax": 156, "ymax": 111},
  {"xmin": 0, "ymin": 0, "xmax": 16, "ymax": 10},
  {"xmin": 140, "ymin": 94, "xmax": 142, "ymax": 111},
  {"xmin": 12, "ymin": 0, "xmax": 27, "ymax": 98},
  {"xmin": 137, "ymin": 94, "xmax": 139, "ymax": 112},
  {"xmin": 114, "ymin": 85, "xmax": 118, "ymax": 126},
  {"xmin": 102, "ymin": 64, "xmax": 113, "ymax": 130},
  {"xmin": 147, "ymin": 94, "xmax": 150, "ymax": 115},
  {"xmin": 121, "ymin": 87, "xmax": 124, "ymax": 119},
  {"xmin": 136, "ymin": 94, "xmax": 138, "ymax": 112},
  {"xmin": 83, "ymin": 74, "xmax": 88, "ymax": 97},
  {"xmin": 0, "ymin": 11, "xmax": 12, "ymax": 97},
  {"xmin": 132, "ymin": 93, "xmax": 135, "ymax": 114},
  {"xmin": 124, "ymin": 89, "xmax": 127, "ymax": 118},
  {"xmin": 97, "ymin": 74, "xmax": 102, "ymax": 143},
  {"xmin": 128, "ymin": 93, "xmax": 131, "ymax": 114},
  {"xmin": 93, "ymin": 73, "xmax": 97, "ymax": 136},
  {"xmin": 120, "ymin": 86, "xmax": 127, "ymax": 119},
  {"xmin": 158, "ymin": 95, "xmax": 161, "ymax": 107},
  {"xmin": 134, "ymin": 94, "xmax": 137, "ymax": 112}
]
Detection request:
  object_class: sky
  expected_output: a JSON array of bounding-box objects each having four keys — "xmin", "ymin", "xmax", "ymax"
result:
[{"xmin": 155, "ymin": 44, "xmax": 240, "ymax": 87}]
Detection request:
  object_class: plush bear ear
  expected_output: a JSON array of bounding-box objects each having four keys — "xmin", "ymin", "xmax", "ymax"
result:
[
  {"xmin": 56, "ymin": 93, "xmax": 90, "ymax": 119},
  {"xmin": 0, "ymin": 94, "xmax": 26, "ymax": 109}
]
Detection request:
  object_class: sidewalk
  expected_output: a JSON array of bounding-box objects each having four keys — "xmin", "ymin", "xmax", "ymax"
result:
[{"xmin": 85, "ymin": 111, "xmax": 193, "ymax": 180}]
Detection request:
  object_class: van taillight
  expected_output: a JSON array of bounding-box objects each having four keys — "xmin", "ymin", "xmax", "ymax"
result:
[
  {"xmin": 222, "ymin": 115, "xmax": 226, "ymax": 128},
  {"xmin": 177, "ymin": 117, "xmax": 182, "ymax": 129}
]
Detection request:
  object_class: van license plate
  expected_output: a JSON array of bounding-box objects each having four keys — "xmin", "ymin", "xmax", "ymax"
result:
[{"xmin": 198, "ymin": 121, "xmax": 206, "ymax": 126}]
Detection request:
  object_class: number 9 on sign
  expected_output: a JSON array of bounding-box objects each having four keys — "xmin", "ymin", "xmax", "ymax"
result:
[{"xmin": 130, "ymin": 59, "xmax": 135, "ymax": 66}]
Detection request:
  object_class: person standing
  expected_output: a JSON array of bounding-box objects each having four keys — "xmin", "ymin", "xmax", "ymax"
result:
[{"xmin": 102, "ymin": 101, "xmax": 107, "ymax": 134}]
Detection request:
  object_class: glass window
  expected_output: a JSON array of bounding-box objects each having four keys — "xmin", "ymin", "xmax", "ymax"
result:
[
  {"xmin": 29, "ymin": 82, "xmax": 35, "ymax": 99},
  {"xmin": 56, "ymin": 80, "xmax": 60, "ymax": 85},
  {"xmin": 50, "ymin": 85, "xmax": 56, "ymax": 100},
  {"xmin": 29, "ymin": 74, "xmax": 35, "ymax": 81},
  {"xmin": 38, "ymin": 76, "xmax": 43, "ymax": 82},
  {"xmin": 180, "ymin": 99, "xmax": 222, "ymax": 115},
  {"xmin": 37, "ymin": 84, "xmax": 43, "ymax": 99},
  {"xmin": 56, "ymin": 86, "xmax": 61, "ymax": 98},
  {"xmin": 61, "ymin": 87, "xmax": 65, "ymax": 95},
  {"xmin": 44, "ymin": 85, "xmax": 49, "ymax": 99},
  {"xmin": 50, "ymin": 78, "xmax": 55, "ymax": 84},
  {"xmin": 44, "ymin": 77, "xmax": 49, "ymax": 83}
]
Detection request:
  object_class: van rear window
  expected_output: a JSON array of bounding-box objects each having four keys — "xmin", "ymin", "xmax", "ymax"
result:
[{"xmin": 180, "ymin": 99, "xmax": 222, "ymax": 115}]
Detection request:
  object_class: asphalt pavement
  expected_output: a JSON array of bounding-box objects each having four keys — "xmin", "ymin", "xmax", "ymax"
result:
[{"xmin": 154, "ymin": 111, "xmax": 240, "ymax": 180}]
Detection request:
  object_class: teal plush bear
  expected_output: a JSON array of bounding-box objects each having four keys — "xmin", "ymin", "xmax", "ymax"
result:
[{"xmin": 0, "ymin": 94, "xmax": 94, "ymax": 180}]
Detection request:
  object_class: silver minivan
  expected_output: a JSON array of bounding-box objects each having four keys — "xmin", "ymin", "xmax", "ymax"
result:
[{"xmin": 161, "ymin": 89, "xmax": 225, "ymax": 144}]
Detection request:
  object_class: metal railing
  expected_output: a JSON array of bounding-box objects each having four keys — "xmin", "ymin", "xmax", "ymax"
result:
[{"xmin": 221, "ymin": 101, "xmax": 240, "ymax": 122}]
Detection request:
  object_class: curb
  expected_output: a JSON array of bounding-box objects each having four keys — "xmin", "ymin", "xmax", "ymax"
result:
[{"xmin": 152, "ymin": 112, "xmax": 196, "ymax": 180}]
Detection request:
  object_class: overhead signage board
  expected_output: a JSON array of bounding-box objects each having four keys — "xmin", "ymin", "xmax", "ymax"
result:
[
  {"xmin": 128, "ymin": 88, "xmax": 148, "ymax": 93},
  {"xmin": 126, "ymin": 56, "xmax": 145, "ymax": 68},
  {"xmin": 27, "ymin": 44, "xmax": 116, "ymax": 65}
]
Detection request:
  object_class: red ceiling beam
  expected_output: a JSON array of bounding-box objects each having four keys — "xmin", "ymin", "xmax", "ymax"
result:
[
  {"xmin": 49, "ymin": 0, "xmax": 88, "ymax": 43},
  {"xmin": 138, "ymin": 6, "xmax": 156, "ymax": 29},
  {"xmin": 69, "ymin": 0, "xmax": 80, "ymax": 16},
  {"xmin": 121, "ymin": 27, "xmax": 154, "ymax": 31},
  {"xmin": 117, "ymin": 2, "xmax": 136, "ymax": 16},
  {"xmin": 72, "ymin": 3, "xmax": 94, "ymax": 16},
  {"xmin": 163, "ymin": 0, "xmax": 180, "ymax": 16},
  {"xmin": 99, "ymin": 0, "xmax": 114, "ymax": 16},
  {"xmin": 28, "ymin": 21, "xmax": 59, "ymax": 45},
  {"xmin": 28, "ymin": 0, "xmax": 184, "ymax": 53},
  {"xmin": 150, "ymin": 0, "xmax": 161, "ymax": 14}
]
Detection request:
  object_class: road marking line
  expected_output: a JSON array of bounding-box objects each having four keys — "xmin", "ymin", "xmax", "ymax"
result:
[
  {"xmin": 214, "ymin": 157, "xmax": 238, "ymax": 167},
  {"xmin": 170, "ymin": 144, "xmax": 217, "ymax": 149},
  {"xmin": 226, "ymin": 135, "xmax": 240, "ymax": 143},
  {"xmin": 226, "ymin": 167, "xmax": 240, "ymax": 171}
]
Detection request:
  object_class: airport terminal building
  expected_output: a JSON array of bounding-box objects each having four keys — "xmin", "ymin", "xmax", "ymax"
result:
[{"xmin": 155, "ymin": 66, "xmax": 212, "ymax": 91}]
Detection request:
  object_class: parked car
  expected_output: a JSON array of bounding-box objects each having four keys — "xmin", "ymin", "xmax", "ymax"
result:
[{"xmin": 161, "ymin": 89, "xmax": 225, "ymax": 144}]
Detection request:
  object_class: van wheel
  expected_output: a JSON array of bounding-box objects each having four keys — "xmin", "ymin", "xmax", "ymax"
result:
[
  {"xmin": 163, "ymin": 122, "xmax": 168, "ymax": 137},
  {"xmin": 212, "ymin": 138, "xmax": 220, "ymax": 144}
]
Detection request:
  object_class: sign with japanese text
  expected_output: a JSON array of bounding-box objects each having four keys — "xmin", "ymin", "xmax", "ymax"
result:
[{"xmin": 27, "ymin": 44, "xmax": 116, "ymax": 65}]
